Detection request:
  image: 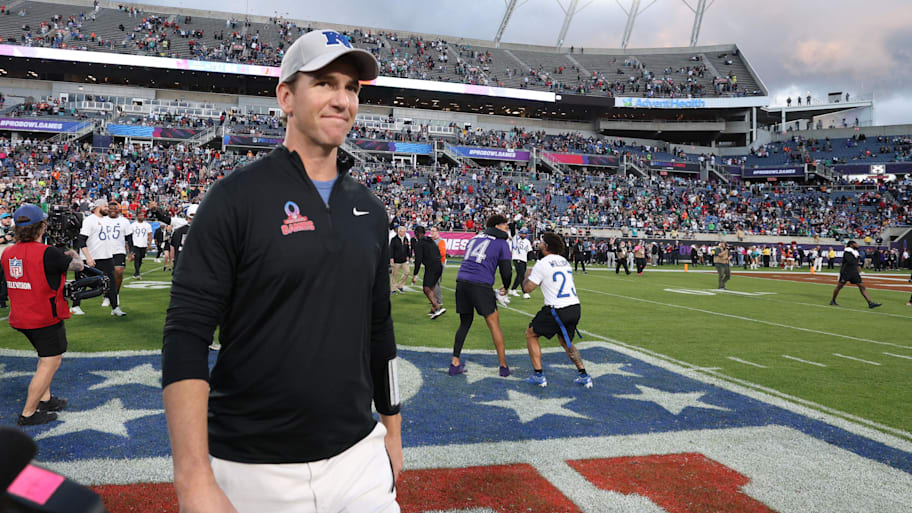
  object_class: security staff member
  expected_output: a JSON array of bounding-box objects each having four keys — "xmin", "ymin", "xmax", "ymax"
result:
[
  {"xmin": 162, "ymin": 30, "xmax": 401, "ymax": 513},
  {"xmin": 411, "ymin": 225, "xmax": 445, "ymax": 318},
  {"xmin": 713, "ymin": 241, "xmax": 731, "ymax": 290},
  {"xmin": 1, "ymin": 204, "xmax": 84, "ymax": 426}
]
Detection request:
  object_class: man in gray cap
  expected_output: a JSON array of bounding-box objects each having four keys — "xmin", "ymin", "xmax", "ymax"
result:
[{"xmin": 162, "ymin": 30, "xmax": 401, "ymax": 513}]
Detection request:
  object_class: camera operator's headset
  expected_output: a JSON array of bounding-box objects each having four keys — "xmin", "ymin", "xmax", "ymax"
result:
[{"xmin": 64, "ymin": 266, "xmax": 111, "ymax": 302}]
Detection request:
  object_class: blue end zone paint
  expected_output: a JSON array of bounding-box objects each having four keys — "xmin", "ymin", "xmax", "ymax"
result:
[{"xmin": 1, "ymin": 347, "xmax": 910, "ymax": 475}]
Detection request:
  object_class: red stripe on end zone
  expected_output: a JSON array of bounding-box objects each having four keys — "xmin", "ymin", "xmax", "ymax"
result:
[
  {"xmin": 91, "ymin": 464, "xmax": 582, "ymax": 513},
  {"xmin": 568, "ymin": 453, "xmax": 777, "ymax": 513}
]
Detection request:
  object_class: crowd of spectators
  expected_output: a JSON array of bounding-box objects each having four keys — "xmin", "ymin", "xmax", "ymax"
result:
[
  {"xmin": 1, "ymin": 134, "xmax": 909, "ymax": 244},
  {"xmin": 2, "ymin": 2, "xmax": 762, "ymax": 98}
]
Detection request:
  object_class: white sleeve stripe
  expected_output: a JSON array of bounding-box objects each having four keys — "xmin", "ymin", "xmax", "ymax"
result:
[{"xmin": 388, "ymin": 358, "xmax": 400, "ymax": 407}]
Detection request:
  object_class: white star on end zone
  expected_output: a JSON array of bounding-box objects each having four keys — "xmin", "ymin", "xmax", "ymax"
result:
[
  {"xmin": 34, "ymin": 398, "xmax": 163, "ymax": 441},
  {"xmin": 612, "ymin": 385, "xmax": 731, "ymax": 416},
  {"xmin": 0, "ymin": 363, "xmax": 33, "ymax": 380},
  {"xmin": 88, "ymin": 363, "xmax": 161, "ymax": 390},
  {"xmin": 551, "ymin": 361, "xmax": 641, "ymax": 379},
  {"xmin": 478, "ymin": 389, "xmax": 590, "ymax": 424}
]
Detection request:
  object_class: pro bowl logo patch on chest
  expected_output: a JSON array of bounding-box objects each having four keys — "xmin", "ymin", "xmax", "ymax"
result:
[
  {"xmin": 9, "ymin": 257, "xmax": 23, "ymax": 279},
  {"xmin": 281, "ymin": 201, "xmax": 315, "ymax": 236}
]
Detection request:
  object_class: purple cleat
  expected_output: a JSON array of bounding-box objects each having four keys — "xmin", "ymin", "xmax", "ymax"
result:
[
  {"xmin": 448, "ymin": 363, "xmax": 467, "ymax": 376},
  {"xmin": 499, "ymin": 366, "xmax": 511, "ymax": 377}
]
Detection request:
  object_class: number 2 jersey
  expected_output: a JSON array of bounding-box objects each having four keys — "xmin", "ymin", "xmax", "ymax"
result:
[
  {"xmin": 528, "ymin": 254, "xmax": 580, "ymax": 308},
  {"xmin": 456, "ymin": 228, "xmax": 512, "ymax": 285}
]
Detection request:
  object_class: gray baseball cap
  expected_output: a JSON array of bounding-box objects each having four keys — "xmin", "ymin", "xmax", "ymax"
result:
[{"xmin": 280, "ymin": 29, "xmax": 379, "ymax": 84}]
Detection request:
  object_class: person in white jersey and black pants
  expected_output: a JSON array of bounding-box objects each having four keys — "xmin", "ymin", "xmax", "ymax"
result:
[
  {"xmin": 508, "ymin": 227, "xmax": 533, "ymax": 299},
  {"xmin": 521, "ymin": 232, "xmax": 592, "ymax": 389}
]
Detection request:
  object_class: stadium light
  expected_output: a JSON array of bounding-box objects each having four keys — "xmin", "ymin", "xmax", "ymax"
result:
[
  {"xmin": 680, "ymin": 0, "xmax": 715, "ymax": 47},
  {"xmin": 616, "ymin": 0, "xmax": 659, "ymax": 49},
  {"xmin": 555, "ymin": 0, "xmax": 595, "ymax": 48},
  {"xmin": 494, "ymin": 0, "xmax": 529, "ymax": 47}
]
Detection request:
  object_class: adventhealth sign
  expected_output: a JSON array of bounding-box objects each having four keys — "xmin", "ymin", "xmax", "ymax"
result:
[{"xmin": 615, "ymin": 96, "xmax": 770, "ymax": 109}]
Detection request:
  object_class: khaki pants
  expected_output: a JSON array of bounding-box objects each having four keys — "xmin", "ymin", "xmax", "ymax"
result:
[
  {"xmin": 212, "ymin": 423, "xmax": 398, "ymax": 513},
  {"xmin": 390, "ymin": 262, "xmax": 409, "ymax": 291}
]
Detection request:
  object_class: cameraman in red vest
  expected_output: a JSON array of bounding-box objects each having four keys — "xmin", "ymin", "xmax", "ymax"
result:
[{"xmin": 1, "ymin": 204, "xmax": 84, "ymax": 426}]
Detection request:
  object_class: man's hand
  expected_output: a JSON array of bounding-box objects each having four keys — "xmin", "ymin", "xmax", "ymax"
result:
[
  {"xmin": 127, "ymin": 252, "xmax": 135, "ymax": 262},
  {"xmin": 64, "ymin": 249, "xmax": 79, "ymax": 260},
  {"xmin": 411, "ymin": 275, "xmax": 418, "ymax": 285},
  {"xmin": 176, "ymin": 481, "xmax": 238, "ymax": 513},
  {"xmin": 380, "ymin": 414, "xmax": 403, "ymax": 482},
  {"xmin": 86, "ymin": 257, "xmax": 95, "ymax": 268}
]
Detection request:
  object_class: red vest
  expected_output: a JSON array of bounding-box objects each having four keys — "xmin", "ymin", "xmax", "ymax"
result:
[{"xmin": 1, "ymin": 242, "xmax": 70, "ymax": 330}]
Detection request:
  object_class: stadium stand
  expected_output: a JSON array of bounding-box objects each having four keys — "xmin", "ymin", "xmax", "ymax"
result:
[{"xmin": 0, "ymin": 1, "xmax": 766, "ymax": 98}]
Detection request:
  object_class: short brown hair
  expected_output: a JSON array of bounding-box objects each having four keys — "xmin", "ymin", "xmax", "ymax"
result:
[
  {"xmin": 14, "ymin": 219, "xmax": 46, "ymax": 243},
  {"xmin": 486, "ymin": 214, "xmax": 508, "ymax": 228},
  {"xmin": 278, "ymin": 72, "xmax": 303, "ymax": 126},
  {"xmin": 541, "ymin": 232, "xmax": 565, "ymax": 255}
]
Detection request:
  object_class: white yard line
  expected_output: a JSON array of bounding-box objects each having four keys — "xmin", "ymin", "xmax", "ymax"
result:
[
  {"xmin": 782, "ymin": 354, "xmax": 827, "ymax": 367},
  {"xmin": 727, "ymin": 356, "xmax": 767, "ymax": 368},
  {"xmin": 576, "ymin": 286, "xmax": 912, "ymax": 350},
  {"xmin": 832, "ymin": 353, "xmax": 881, "ymax": 366},
  {"xmin": 883, "ymin": 352, "xmax": 912, "ymax": 361}
]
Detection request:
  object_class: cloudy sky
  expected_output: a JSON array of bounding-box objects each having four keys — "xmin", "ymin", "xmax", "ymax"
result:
[{"xmin": 146, "ymin": 0, "xmax": 912, "ymax": 125}]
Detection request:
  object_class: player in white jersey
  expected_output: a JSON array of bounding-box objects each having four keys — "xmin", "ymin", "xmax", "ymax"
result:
[
  {"xmin": 508, "ymin": 227, "xmax": 534, "ymax": 299},
  {"xmin": 521, "ymin": 232, "xmax": 591, "ymax": 388},
  {"xmin": 104, "ymin": 202, "xmax": 132, "ymax": 311},
  {"xmin": 128, "ymin": 211, "xmax": 153, "ymax": 279},
  {"xmin": 74, "ymin": 199, "xmax": 124, "ymax": 316}
]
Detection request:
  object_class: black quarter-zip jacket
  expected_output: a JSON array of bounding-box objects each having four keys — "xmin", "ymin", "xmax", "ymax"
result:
[{"xmin": 162, "ymin": 145, "xmax": 399, "ymax": 464}]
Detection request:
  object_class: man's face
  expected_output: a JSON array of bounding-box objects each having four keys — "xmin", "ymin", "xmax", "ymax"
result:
[
  {"xmin": 0, "ymin": 217, "xmax": 10, "ymax": 228},
  {"xmin": 277, "ymin": 59, "xmax": 360, "ymax": 150},
  {"xmin": 397, "ymin": 227, "xmax": 406, "ymax": 238},
  {"xmin": 108, "ymin": 204, "xmax": 119, "ymax": 218},
  {"xmin": 430, "ymin": 227, "xmax": 439, "ymax": 239}
]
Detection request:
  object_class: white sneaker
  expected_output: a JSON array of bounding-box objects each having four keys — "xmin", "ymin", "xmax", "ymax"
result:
[
  {"xmin": 101, "ymin": 298, "xmax": 110, "ymax": 307},
  {"xmin": 111, "ymin": 307, "xmax": 126, "ymax": 317},
  {"xmin": 523, "ymin": 293, "xmax": 531, "ymax": 299},
  {"xmin": 70, "ymin": 306, "xmax": 85, "ymax": 315},
  {"xmin": 154, "ymin": 258, "xmax": 161, "ymax": 263},
  {"xmin": 509, "ymin": 289, "xmax": 520, "ymax": 297},
  {"xmin": 209, "ymin": 342, "xmax": 221, "ymax": 350}
]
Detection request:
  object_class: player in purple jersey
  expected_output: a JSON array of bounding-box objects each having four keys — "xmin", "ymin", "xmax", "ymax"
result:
[{"xmin": 449, "ymin": 215, "xmax": 513, "ymax": 377}]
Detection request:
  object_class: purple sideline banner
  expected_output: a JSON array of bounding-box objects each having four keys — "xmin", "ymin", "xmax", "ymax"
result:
[
  {"xmin": 742, "ymin": 165, "xmax": 806, "ymax": 178},
  {"xmin": 223, "ymin": 135, "xmax": 283, "ymax": 147},
  {"xmin": 543, "ymin": 152, "xmax": 619, "ymax": 167},
  {"xmin": 0, "ymin": 117, "xmax": 90, "ymax": 133},
  {"xmin": 835, "ymin": 163, "xmax": 912, "ymax": 175},
  {"xmin": 448, "ymin": 145, "xmax": 531, "ymax": 162},
  {"xmin": 650, "ymin": 161, "xmax": 701, "ymax": 172},
  {"xmin": 353, "ymin": 139, "xmax": 434, "ymax": 155}
]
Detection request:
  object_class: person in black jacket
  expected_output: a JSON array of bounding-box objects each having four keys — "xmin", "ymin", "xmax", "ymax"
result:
[
  {"xmin": 831, "ymin": 240, "xmax": 880, "ymax": 308},
  {"xmin": 412, "ymin": 225, "xmax": 445, "ymax": 318},
  {"xmin": 161, "ymin": 30, "xmax": 401, "ymax": 513},
  {"xmin": 572, "ymin": 237, "xmax": 587, "ymax": 273},
  {"xmin": 389, "ymin": 225, "xmax": 410, "ymax": 294}
]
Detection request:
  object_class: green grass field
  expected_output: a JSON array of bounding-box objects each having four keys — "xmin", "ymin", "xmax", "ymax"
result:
[{"xmin": 2, "ymin": 262, "xmax": 910, "ymax": 435}]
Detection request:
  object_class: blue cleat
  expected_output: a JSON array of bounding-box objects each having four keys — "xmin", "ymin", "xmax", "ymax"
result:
[
  {"xmin": 499, "ymin": 366, "xmax": 511, "ymax": 377},
  {"xmin": 448, "ymin": 363, "xmax": 467, "ymax": 376},
  {"xmin": 574, "ymin": 373, "xmax": 593, "ymax": 389},
  {"xmin": 525, "ymin": 373, "xmax": 547, "ymax": 387}
]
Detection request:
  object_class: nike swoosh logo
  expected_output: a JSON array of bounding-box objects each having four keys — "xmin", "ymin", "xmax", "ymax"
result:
[{"xmin": 353, "ymin": 208, "xmax": 370, "ymax": 216}]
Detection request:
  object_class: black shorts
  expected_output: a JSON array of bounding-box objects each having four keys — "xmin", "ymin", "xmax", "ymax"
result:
[
  {"xmin": 133, "ymin": 247, "xmax": 147, "ymax": 259},
  {"xmin": 16, "ymin": 321, "xmax": 67, "ymax": 357},
  {"xmin": 455, "ymin": 280, "xmax": 496, "ymax": 317},
  {"xmin": 530, "ymin": 304, "xmax": 581, "ymax": 341},
  {"xmin": 113, "ymin": 253, "xmax": 126, "ymax": 267},
  {"xmin": 839, "ymin": 271, "xmax": 862, "ymax": 285},
  {"xmin": 422, "ymin": 265, "xmax": 442, "ymax": 289}
]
